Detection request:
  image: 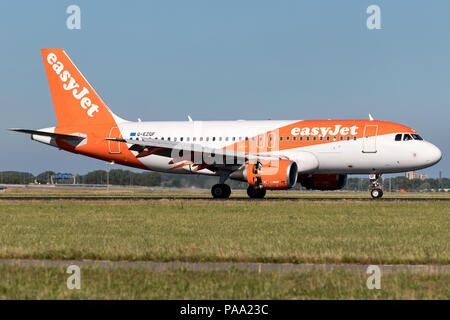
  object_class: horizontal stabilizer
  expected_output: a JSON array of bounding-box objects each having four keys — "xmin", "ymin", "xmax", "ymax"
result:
[{"xmin": 9, "ymin": 128, "xmax": 85, "ymax": 141}]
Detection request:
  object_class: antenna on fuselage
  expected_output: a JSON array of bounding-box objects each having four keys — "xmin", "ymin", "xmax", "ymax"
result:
[{"xmin": 369, "ymin": 114, "xmax": 374, "ymax": 121}]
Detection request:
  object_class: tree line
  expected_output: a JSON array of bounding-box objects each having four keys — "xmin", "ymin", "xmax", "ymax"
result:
[
  {"xmin": 0, "ymin": 170, "xmax": 449, "ymax": 192},
  {"xmin": 0, "ymin": 170, "xmax": 161, "ymax": 187}
]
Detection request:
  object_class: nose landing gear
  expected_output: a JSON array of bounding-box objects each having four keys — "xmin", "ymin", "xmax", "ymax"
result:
[
  {"xmin": 370, "ymin": 188, "xmax": 383, "ymax": 199},
  {"xmin": 369, "ymin": 174, "xmax": 384, "ymax": 199}
]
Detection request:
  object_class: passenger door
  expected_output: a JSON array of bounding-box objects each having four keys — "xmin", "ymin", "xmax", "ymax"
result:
[{"xmin": 362, "ymin": 125, "xmax": 378, "ymax": 153}]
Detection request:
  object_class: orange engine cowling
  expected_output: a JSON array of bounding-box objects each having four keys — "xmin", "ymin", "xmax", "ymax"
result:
[
  {"xmin": 298, "ymin": 174, "xmax": 348, "ymax": 190},
  {"xmin": 246, "ymin": 159, "xmax": 298, "ymax": 190}
]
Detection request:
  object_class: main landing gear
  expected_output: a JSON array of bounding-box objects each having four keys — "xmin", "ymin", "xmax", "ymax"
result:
[
  {"xmin": 247, "ymin": 186, "xmax": 266, "ymax": 199},
  {"xmin": 369, "ymin": 174, "xmax": 383, "ymax": 199},
  {"xmin": 211, "ymin": 184, "xmax": 231, "ymax": 199},
  {"xmin": 210, "ymin": 174, "xmax": 267, "ymax": 199}
]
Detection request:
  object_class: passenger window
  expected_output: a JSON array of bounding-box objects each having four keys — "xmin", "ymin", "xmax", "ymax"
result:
[
  {"xmin": 319, "ymin": 136, "xmax": 323, "ymax": 141},
  {"xmin": 300, "ymin": 137, "xmax": 303, "ymax": 141},
  {"xmin": 213, "ymin": 137, "xmax": 216, "ymax": 141},
  {"xmin": 326, "ymin": 137, "xmax": 330, "ymax": 141},
  {"xmin": 313, "ymin": 136, "xmax": 316, "ymax": 141},
  {"xmin": 346, "ymin": 136, "xmax": 350, "ymax": 141},
  {"xmin": 306, "ymin": 137, "xmax": 310, "ymax": 141},
  {"xmin": 340, "ymin": 136, "xmax": 343, "ymax": 141},
  {"xmin": 286, "ymin": 136, "xmax": 290, "ymax": 141},
  {"xmin": 280, "ymin": 137, "xmax": 283, "ymax": 141},
  {"xmin": 353, "ymin": 137, "xmax": 357, "ymax": 140},
  {"xmin": 293, "ymin": 136, "xmax": 297, "ymax": 141},
  {"xmin": 395, "ymin": 134, "xmax": 402, "ymax": 141},
  {"xmin": 403, "ymin": 134, "xmax": 412, "ymax": 141},
  {"xmin": 200, "ymin": 137, "xmax": 203, "ymax": 141}
]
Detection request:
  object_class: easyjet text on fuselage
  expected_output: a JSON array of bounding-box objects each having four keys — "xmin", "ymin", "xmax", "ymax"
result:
[{"xmin": 290, "ymin": 125, "xmax": 358, "ymax": 137}]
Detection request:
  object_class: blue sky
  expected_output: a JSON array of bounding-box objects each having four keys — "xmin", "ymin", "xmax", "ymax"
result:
[{"xmin": 0, "ymin": 0, "xmax": 449, "ymax": 177}]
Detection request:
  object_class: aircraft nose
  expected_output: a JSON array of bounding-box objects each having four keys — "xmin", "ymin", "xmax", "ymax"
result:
[{"xmin": 425, "ymin": 143, "xmax": 442, "ymax": 165}]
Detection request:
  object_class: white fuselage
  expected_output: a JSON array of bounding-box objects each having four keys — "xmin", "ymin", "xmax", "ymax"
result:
[{"xmin": 112, "ymin": 119, "xmax": 442, "ymax": 176}]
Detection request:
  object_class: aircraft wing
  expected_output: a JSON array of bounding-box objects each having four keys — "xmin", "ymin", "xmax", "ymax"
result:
[{"xmin": 107, "ymin": 137, "xmax": 283, "ymax": 169}]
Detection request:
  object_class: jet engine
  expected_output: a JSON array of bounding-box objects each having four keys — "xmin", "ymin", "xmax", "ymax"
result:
[{"xmin": 230, "ymin": 159, "xmax": 298, "ymax": 190}]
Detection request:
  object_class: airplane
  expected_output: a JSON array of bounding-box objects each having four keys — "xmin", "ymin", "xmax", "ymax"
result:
[{"xmin": 10, "ymin": 49, "xmax": 442, "ymax": 199}]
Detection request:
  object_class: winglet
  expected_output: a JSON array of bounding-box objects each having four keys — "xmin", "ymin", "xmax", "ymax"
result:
[
  {"xmin": 369, "ymin": 114, "xmax": 374, "ymax": 121},
  {"xmin": 187, "ymin": 115, "xmax": 193, "ymax": 122}
]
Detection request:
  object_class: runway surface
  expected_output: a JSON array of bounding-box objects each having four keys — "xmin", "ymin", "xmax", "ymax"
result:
[
  {"xmin": 0, "ymin": 196, "xmax": 449, "ymax": 201},
  {"xmin": 1, "ymin": 258, "xmax": 448, "ymax": 273}
]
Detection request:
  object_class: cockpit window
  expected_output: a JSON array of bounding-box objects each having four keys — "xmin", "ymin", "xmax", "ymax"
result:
[
  {"xmin": 395, "ymin": 133, "xmax": 423, "ymax": 141},
  {"xmin": 403, "ymin": 134, "xmax": 413, "ymax": 141}
]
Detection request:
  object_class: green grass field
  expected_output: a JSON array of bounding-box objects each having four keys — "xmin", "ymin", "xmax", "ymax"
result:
[
  {"xmin": 0, "ymin": 266, "xmax": 448, "ymax": 299},
  {"xmin": 2, "ymin": 187, "xmax": 450, "ymax": 199},
  {"xmin": 0, "ymin": 195, "xmax": 448, "ymax": 299},
  {"xmin": 0, "ymin": 199, "xmax": 448, "ymax": 264}
]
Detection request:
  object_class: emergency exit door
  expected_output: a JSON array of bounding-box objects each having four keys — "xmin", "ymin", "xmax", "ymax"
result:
[{"xmin": 108, "ymin": 127, "xmax": 122, "ymax": 154}]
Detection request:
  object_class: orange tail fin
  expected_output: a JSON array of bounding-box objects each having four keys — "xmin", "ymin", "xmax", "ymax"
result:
[{"xmin": 41, "ymin": 48, "xmax": 121, "ymax": 127}]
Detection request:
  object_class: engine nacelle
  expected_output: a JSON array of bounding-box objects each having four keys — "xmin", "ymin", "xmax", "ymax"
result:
[
  {"xmin": 298, "ymin": 174, "xmax": 347, "ymax": 190},
  {"xmin": 230, "ymin": 159, "xmax": 298, "ymax": 190}
]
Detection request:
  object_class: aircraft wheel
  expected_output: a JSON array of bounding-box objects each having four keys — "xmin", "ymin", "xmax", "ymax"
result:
[
  {"xmin": 223, "ymin": 184, "xmax": 231, "ymax": 198},
  {"xmin": 211, "ymin": 184, "xmax": 231, "ymax": 199},
  {"xmin": 258, "ymin": 188, "xmax": 266, "ymax": 198},
  {"xmin": 247, "ymin": 186, "xmax": 266, "ymax": 199},
  {"xmin": 370, "ymin": 188, "xmax": 383, "ymax": 199}
]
